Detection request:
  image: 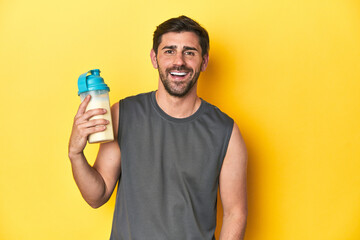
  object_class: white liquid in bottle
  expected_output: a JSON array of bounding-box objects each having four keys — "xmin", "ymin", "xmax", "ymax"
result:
[{"xmin": 82, "ymin": 91, "xmax": 114, "ymax": 143}]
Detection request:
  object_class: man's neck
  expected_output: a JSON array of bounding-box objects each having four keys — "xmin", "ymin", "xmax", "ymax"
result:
[{"xmin": 155, "ymin": 84, "xmax": 201, "ymax": 119}]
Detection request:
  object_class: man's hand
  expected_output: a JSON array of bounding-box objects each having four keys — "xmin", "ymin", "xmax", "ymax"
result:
[{"xmin": 68, "ymin": 95, "xmax": 109, "ymax": 159}]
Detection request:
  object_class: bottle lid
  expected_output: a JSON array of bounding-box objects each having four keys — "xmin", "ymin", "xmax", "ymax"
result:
[{"xmin": 77, "ymin": 69, "xmax": 110, "ymax": 95}]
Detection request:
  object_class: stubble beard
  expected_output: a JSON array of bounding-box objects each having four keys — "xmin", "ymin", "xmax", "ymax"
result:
[{"xmin": 157, "ymin": 64, "xmax": 202, "ymax": 98}]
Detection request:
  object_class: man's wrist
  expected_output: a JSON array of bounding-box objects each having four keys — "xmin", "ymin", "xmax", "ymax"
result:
[{"xmin": 68, "ymin": 150, "xmax": 85, "ymax": 163}]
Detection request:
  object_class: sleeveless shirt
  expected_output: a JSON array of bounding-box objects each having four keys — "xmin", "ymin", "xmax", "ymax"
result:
[{"xmin": 110, "ymin": 91, "xmax": 234, "ymax": 240}]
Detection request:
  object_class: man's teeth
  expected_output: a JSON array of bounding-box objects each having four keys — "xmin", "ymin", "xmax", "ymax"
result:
[{"xmin": 170, "ymin": 72, "xmax": 187, "ymax": 76}]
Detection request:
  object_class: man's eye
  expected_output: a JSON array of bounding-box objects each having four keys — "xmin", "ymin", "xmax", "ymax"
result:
[
  {"xmin": 165, "ymin": 50, "xmax": 174, "ymax": 54},
  {"xmin": 185, "ymin": 51, "xmax": 195, "ymax": 56}
]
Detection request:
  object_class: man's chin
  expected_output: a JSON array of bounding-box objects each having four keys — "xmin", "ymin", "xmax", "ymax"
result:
[
  {"xmin": 160, "ymin": 71, "xmax": 199, "ymax": 98},
  {"xmin": 164, "ymin": 83, "xmax": 195, "ymax": 98},
  {"xmin": 165, "ymin": 89, "xmax": 188, "ymax": 98}
]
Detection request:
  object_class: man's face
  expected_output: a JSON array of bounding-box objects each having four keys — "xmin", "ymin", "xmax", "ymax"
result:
[{"xmin": 151, "ymin": 31, "xmax": 209, "ymax": 98}]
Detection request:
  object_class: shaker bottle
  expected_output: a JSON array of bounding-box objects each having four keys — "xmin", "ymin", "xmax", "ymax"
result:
[{"xmin": 77, "ymin": 69, "xmax": 114, "ymax": 143}]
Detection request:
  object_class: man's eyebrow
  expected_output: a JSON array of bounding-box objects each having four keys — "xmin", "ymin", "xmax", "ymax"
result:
[
  {"xmin": 161, "ymin": 45, "xmax": 199, "ymax": 51},
  {"xmin": 161, "ymin": 45, "xmax": 177, "ymax": 50},
  {"xmin": 183, "ymin": 46, "xmax": 199, "ymax": 52}
]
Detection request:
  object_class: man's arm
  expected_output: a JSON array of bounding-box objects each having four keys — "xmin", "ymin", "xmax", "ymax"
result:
[
  {"xmin": 68, "ymin": 95, "xmax": 121, "ymax": 208},
  {"xmin": 219, "ymin": 122, "xmax": 248, "ymax": 240}
]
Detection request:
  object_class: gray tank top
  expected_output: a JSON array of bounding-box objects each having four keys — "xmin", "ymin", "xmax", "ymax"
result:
[{"xmin": 110, "ymin": 91, "xmax": 234, "ymax": 240}]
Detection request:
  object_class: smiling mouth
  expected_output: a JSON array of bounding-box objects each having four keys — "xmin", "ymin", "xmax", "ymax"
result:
[{"xmin": 170, "ymin": 72, "xmax": 188, "ymax": 77}]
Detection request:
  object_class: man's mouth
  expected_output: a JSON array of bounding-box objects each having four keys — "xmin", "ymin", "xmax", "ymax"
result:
[{"xmin": 170, "ymin": 71, "xmax": 188, "ymax": 77}]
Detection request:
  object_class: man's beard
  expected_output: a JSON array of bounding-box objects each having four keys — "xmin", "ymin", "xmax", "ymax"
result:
[{"xmin": 158, "ymin": 64, "xmax": 201, "ymax": 98}]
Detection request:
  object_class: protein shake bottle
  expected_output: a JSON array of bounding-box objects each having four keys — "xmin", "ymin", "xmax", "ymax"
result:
[{"xmin": 77, "ymin": 69, "xmax": 114, "ymax": 143}]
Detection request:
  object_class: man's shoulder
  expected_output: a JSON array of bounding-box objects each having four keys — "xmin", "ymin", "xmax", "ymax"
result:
[
  {"xmin": 201, "ymin": 98, "xmax": 234, "ymax": 124},
  {"xmin": 121, "ymin": 91, "xmax": 153, "ymax": 103},
  {"xmin": 118, "ymin": 91, "xmax": 155, "ymax": 117}
]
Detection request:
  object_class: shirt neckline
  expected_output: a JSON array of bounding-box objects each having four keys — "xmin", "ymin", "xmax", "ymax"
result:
[{"xmin": 150, "ymin": 91, "xmax": 206, "ymax": 123}]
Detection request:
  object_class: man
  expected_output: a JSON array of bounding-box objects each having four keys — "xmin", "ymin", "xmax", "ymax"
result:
[{"xmin": 69, "ymin": 15, "xmax": 247, "ymax": 240}]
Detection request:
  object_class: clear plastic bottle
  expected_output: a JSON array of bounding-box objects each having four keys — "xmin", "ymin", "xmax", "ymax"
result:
[{"xmin": 78, "ymin": 69, "xmax": 114, "ymax": 143}]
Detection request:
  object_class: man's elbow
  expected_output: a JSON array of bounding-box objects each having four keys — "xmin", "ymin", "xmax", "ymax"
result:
[
  {"xmin": 84, "ymin": 195, "xmax": 107, "ymax": 209},
  {"xmin": 224, "ymin": 207, "xmax": 248, "ymax": 224},
  {"xmin": 88, "ymin": 201, "xmax": 103, "ymax": 209},
  {"xmin": 86, "ymin": 199, "xmax": 106, "ymax": 209}
]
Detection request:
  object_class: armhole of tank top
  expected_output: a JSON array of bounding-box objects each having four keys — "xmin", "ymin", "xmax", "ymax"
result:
[
  {"xmin": 220, "ymin": 119, "xmax": 235, "ymax": 165},
  {"xmin": 117, "ymin": 99, "xmax": 123, "ymax": 147}
]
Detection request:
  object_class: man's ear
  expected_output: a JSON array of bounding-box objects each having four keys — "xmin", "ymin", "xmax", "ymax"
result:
[
  {"xmin": 201, "ymin": 54, "xmax": 209, "ymax": 72},
  {"xmin": 150, "ymin": 49, "xmax": 158, "ymax": 69}
]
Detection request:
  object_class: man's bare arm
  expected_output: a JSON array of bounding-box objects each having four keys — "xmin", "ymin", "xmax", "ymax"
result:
[
  {"xmin": 68, "ymin": 96, "xmax": 121, "ymax": 208},
  {"xmin": 219, "ymin": 122, "xmax": 248, "ymax": 240}
]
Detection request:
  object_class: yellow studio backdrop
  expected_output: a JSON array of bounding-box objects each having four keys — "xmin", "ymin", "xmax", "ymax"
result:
[{"xmin": 1, "ymin": 0, "xmax": 359, "ymax": 239}]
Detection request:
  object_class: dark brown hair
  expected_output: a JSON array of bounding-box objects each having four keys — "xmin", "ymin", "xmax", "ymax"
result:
[{"xmin": 153, "ymin": 15, "xmax": 209, "ymax": 57}]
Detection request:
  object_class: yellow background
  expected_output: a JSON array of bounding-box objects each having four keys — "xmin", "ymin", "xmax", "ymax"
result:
[{"xmin": 1, "ymin": 0, "xmax": 359, "ymax": 239}]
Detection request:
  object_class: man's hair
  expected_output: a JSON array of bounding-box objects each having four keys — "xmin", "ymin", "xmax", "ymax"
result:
[{"xmin": 153, "ymin": 15, "xmax": 209, "ymax": 57}]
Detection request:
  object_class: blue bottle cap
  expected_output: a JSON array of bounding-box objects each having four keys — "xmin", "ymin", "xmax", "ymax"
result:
[{"xmin": 77, "ymin": 69, "xmax": 110, "ymax": 95}]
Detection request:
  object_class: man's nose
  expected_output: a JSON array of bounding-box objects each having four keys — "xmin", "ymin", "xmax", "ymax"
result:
[{"xmin": 173, "ymin": 52, "xmax": 185, "ymax": 66}]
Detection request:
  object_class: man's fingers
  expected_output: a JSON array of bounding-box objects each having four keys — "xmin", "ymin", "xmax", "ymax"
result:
[
  {"xmin": 80, "ymin": 108, "xmax": 107, "ymax": 122},
  {"xmin": 76, "ymin": 95, "xmax": 91, "ymax": 116},
  {"xmin": 74, "ymin": 108, "xmax": 107, "ymax": 125},
  {"xmin": 76, "ymin": 124, "xmax": 107, "ymax": 139},
  {"xmin": 84, "ymin": 125, "xmax": 107, "ymax": 135},
  {"xmin": 73, "ymin": 118, "xmax": 109, "ymax": 138},
  {"xmin": 80, "ymin": 118, "xmax": 109, "ymax": 129}
]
